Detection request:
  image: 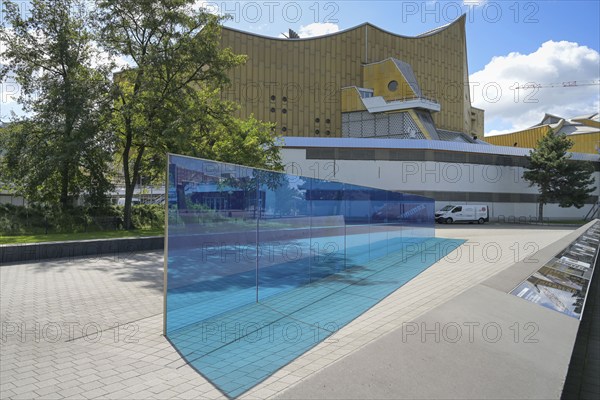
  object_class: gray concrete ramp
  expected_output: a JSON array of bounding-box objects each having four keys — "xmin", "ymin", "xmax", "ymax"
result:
[
  {"xmin": 278, "ymin": 283, "xmax": 578, "ymax": 399},
  {"xmin": 277, "ymin": 222, "xmax": 600, "ymax": 400}
]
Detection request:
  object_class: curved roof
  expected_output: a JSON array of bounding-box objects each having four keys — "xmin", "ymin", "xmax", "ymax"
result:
[
  {"xmin": 531, "ymin": 113, "xmax": 600, "ymax": 135},
  {"xmin": 220, "ymin": 15, "xmax": 466, "ymax": 42}
]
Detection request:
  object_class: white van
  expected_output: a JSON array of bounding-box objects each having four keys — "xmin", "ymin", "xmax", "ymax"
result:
[{"xmin": 435, "ymin": 204, "xmax": 489, "ymax": 224}]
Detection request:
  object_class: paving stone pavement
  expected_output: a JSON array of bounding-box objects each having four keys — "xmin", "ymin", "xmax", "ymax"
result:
[{"xmin": 0, "ymin": 226, "xmax": 577, "ymax": 399}]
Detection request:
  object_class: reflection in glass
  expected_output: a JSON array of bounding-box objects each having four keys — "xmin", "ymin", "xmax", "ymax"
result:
[
  {"xmin": 164, "ymin": 154, "xmax": 454, "ymax": 397},
  {"xmin": 511, "ymin": 221, "xmax": 599, "ymax": 319}
]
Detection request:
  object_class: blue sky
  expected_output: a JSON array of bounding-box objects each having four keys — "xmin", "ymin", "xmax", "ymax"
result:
[{"xmin": 2, "ymin": 1, "xmax": 599, "ymax": 134}]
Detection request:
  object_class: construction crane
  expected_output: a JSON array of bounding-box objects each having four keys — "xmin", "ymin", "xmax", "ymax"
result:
[{"xmin": 514, "ymin": 79, "xmax": 600, "ymax": 90}]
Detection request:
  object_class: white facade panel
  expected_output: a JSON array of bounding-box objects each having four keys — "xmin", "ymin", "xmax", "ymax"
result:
[{"xmin": 281, "ymin": 148, "xmax": 600, "ymax": 221}]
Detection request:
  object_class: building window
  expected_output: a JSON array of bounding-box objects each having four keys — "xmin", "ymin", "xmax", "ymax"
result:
[
  {"xmin": 388, "ymin": 80, "xmax": 398, "ymax": 91},
  {"xmin": 358, "ymin": 89, "xmax": 373, "ymax": 99}
]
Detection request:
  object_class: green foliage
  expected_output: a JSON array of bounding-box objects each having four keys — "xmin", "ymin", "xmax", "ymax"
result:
[
  {"xmin": 1, "ymin": 228, "xmax": 164, "ymax": 245},
  {"xmin": 0, "ymin": 204, "xmax": 117, "ymax": 235},
  {"xmin": 130, "ymin": 204, "xmax": 164, "ymax": 229},
  {"xmin": 97, "ymin": 0, "xmax": 281, "ymax": 229},
  {"xmin": 555, "ymin": 160, "xmax": 597, "ymax": 208},
  {"xmin": 0, "ymin": 204, "xmax": 163, "ymax": 235},
  {"xmin": 0, "ymin": 0, "xmax": 114, "ymax": 208},
  {"xmin": 1, "ymin": 0, "xmax": 281, "ymax": 227},
  {"xmin": 197, "ymin": 114, "xmax": 282, "ymax": 171},
  {"xmin": 523, "ymin": 130, "xmax": 597, "ymax": 220}
]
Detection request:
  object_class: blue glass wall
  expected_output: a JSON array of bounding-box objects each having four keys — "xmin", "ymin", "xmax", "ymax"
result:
[{"xmin": 164, "ymin": 154, "xmax": 454, "ymax": 397}]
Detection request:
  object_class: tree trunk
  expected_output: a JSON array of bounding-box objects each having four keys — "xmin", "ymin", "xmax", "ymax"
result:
[
  {"xmin": 122, "ymin": 141, "xmax": 145, "ymax": 230},
  {"xmin": 123, "ymin": 182, "xmax": 135, "ymax": 230},
  {"xmin": 60, "ymin": 74, "xmax": 75, "ymax": 210},
  {"xmin": 122, "ymin": 126, "xmax": 134, "ymax": 230},
  {"xmin": 60, "ymin": 161, "xmax": 70, "ymax": 209},
  {"xmin": 538, "ymin": 201, "xmax": 544, "ymax": 223}
]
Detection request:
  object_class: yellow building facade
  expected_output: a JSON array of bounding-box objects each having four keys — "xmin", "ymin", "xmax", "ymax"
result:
[
  {"xmin": 484, "ymin": 113, "xmax": 600, "ymax": 154},
  {"xmin": 219, "ymin": 16, "xmax": 483, "ymax": 139}
]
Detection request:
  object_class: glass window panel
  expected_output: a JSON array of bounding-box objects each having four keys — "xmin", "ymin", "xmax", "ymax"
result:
[
  {"xmin": 166, "ymin": 155, "xmax": 258, "ymax": 335},
  {"xmin": 386, "ymin": 191, "xmax": 405, "ymax": 253},
  {"xmin": 401, "ymin": 193, "xmax": 435, "ymax": 239},
  {"xmin": 256, "ymin": 170, "xmax": 312, "ymax": 301},
  {"xmin": 164, "ymin": 153, "xmax": 449, "ymax": 398},
  {"xmin": 368, "ymin": 187, "xmax": 390, "ymax": 261},
  {"xmin": 342, "ymin": 183, "xmax": 372, "ymax": 267},
  {"xmin": 306, "ymin": 178, "xmax": 346, "ymax": 280}
]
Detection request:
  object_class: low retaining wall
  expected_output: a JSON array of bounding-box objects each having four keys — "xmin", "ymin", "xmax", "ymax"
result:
[{"xmin": 0, "ymin": 236, "xmax": 164, "ymax": 265}]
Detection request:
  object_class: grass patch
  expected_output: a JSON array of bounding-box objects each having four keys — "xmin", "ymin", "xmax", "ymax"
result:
[{"xmin": 0, "ymin": 228, "xmax": 164, "ymax": 245}]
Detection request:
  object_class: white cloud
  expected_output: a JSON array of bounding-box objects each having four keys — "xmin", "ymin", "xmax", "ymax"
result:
[
  {"xmin": 428, "ymin": 0, "xmax": 486, "ymax": 9},
  {"xmin": 0, "ymin": 78, "xmax": 25, "ymax": 121},
  {"xmin": 297, "ymin": 23, "xmax": 339, "ymax": 38},
  {"xmin": 469, "ymin": 40, "xmax": 600, "ymax": 135},
  {"xmin": 463, "ymin": 0, "xmax": 486, "ymax": 7},
  {"xmin": 89, "ymin": 43, "xmax": 133, "ymax": 72},
  {"xmin": 192, "ymin": 1, "xmax": 220, "ymax": 15}
]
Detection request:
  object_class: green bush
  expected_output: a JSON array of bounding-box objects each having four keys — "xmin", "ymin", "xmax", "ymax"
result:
[
  {"xmin": 0, "ymin": 204, "xmax": 164, "ymax": 235},
  {"xmin": 131, "ymin": 204, "xmax": 164, "ymax": 229}
]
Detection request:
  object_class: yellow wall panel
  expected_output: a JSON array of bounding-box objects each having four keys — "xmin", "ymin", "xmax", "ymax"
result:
[
  {"xmin": 573, "ymin": 118, "xmax": 600, "ymax": 129},
  {"xmin": 483, "ymin": 127, "xmax": 599, "ymax": 154},
  {"xmin": 341, "ymin": 87, "xmax": 367, "ymax": 112},
  {"xmin": 483, "ymin": 126, "xmax": 550, "ymax": 149},
  {"xmin": 218, "ymin": 16, "xmax": 473, "ymax": 137},
  {"xmin": 571, "ymin": 133, "xmax": 600, "ymax": 154},
  {"xmin": 470, "ymin": 107, "xmax": 484, "ymax": 136},
  {"xmin": 362, "ymin": 59, "xmax": 416, "ymax": 100},
  {"xmin": 407, "ymin": 110, "xmax": 432, "ymax": 140}
]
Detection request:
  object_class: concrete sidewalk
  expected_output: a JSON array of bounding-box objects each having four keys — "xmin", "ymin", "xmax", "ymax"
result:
[
  {"xmin": 276, "ymin": 223, "xmax": 592, "ymax": 399},
  {"xmin": 0, "ymin": 225, "xmax": 581, "ymax": 399}
]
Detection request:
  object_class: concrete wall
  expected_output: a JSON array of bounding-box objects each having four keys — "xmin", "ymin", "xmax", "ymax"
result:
[
  {"xmin": 0, "ymin": 194, "xmax": 26, "ymax": 206},
  {"xmin": 281, "ymin": 148, "xmax": 600, "ymax": 221},
  {"xmin": 0, "ymin": 236, "xmax": 163, "ymax": 265}
]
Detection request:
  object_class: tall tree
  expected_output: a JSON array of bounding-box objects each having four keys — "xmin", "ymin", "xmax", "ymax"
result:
[
  {"xmin": 0, "ymin": 0, "xmax": 113, "ymax": 208},
  {"xmin": 523, "ymin": 130, "xmax": 597, "ymax": 221},
  {"xmin": 97, "ymin": 0, "xmax": 281, "ymax": 229}
]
